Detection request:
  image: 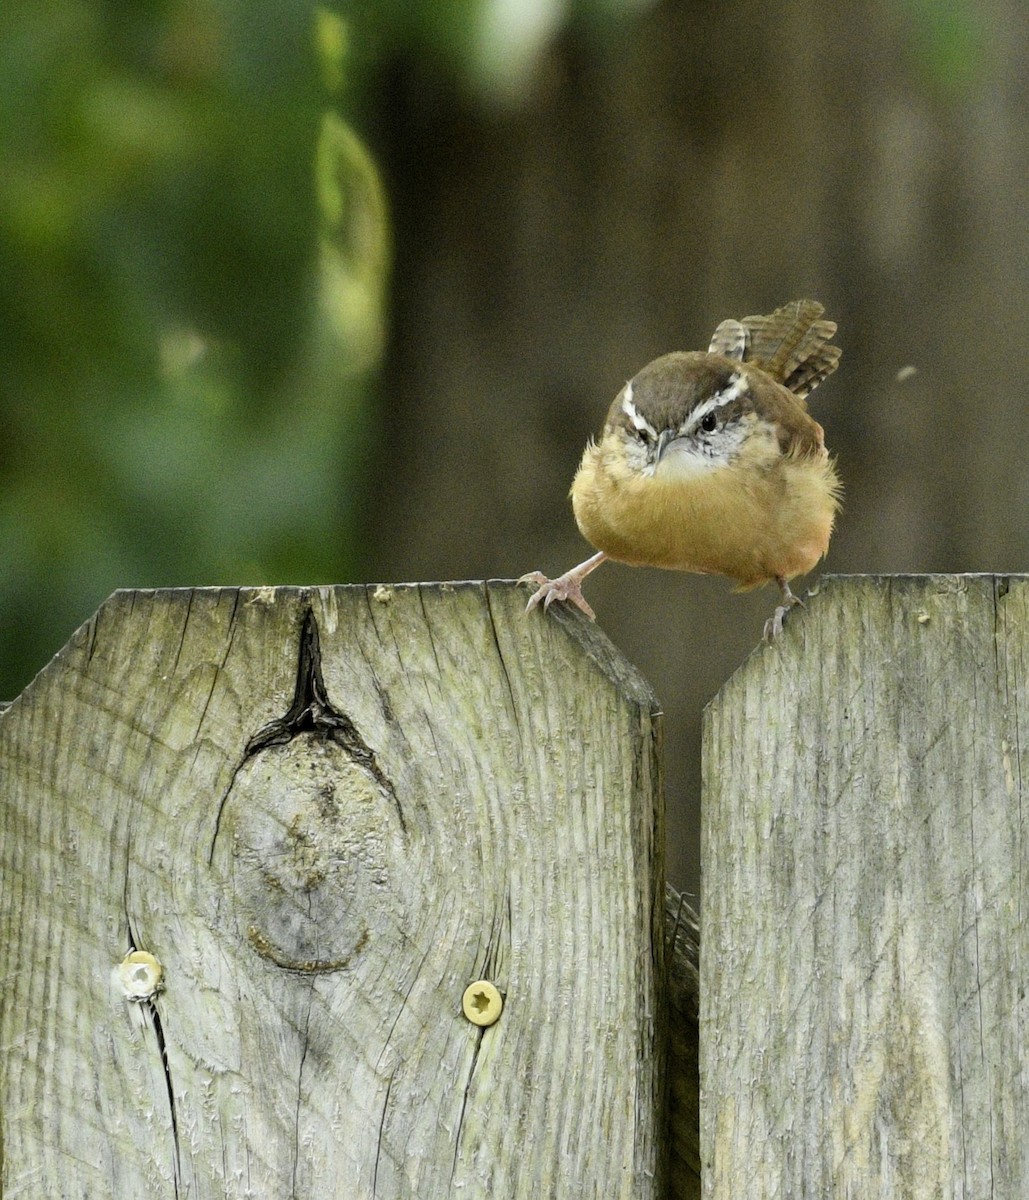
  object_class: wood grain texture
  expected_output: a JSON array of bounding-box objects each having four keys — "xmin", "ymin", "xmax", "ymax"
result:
[
  {"xmin": 701, "ymin": 574, "xmax": 1029, "ymax": 1198},
  {"xmin": 0, "ymin": 581, "xmax": 663, "ymax": 1198}
]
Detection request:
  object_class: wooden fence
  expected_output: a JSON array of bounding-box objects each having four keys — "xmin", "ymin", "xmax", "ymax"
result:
[
  {"xmin": 3, "ymin": 574, "xmax": 1023, "ymax": 1196},
  {"xmin": 703, "ymin": 573, "xmax": 1028, "ymax": 1197},
  {"xmin": 0, "ymin": 582, "xmax": 698, "ymax": 1197}
]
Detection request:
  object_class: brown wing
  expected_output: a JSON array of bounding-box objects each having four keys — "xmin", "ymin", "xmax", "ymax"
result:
[{"xmin": 739, "ymin": 299, "xmax": 841, "ymax": 398}]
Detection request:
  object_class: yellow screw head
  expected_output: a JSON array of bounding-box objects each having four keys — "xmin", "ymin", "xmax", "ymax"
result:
[{"xmin": 462, "ymin": 979, "xmax": 503, "ymax": 1027}]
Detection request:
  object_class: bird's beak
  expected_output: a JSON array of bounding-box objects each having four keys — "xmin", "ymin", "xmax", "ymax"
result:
[{"xmin": 654, "ymin": 428, "xmax": 676, "ymax": 464}]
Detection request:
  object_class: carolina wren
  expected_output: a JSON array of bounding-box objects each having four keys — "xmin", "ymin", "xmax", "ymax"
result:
[{"xmin": 522, "ymin": 300, "xmax": 842, "ymax": 639}]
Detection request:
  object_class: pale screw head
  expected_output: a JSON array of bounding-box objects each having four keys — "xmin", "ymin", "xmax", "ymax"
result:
[
  {"xmin": 462, "ymin": 980, "xmax": 503, "ymax": 1027},
  {"xmin": 118, "ymin": 951, "xmax": 165, "ymax": 1001}
]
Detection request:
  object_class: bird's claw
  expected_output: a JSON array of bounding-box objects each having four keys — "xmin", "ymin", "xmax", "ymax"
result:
[
  {"xmin": 519, "ymin": 571, "xmax": 597, "ymax": 621},
  {"xmin": 763, "ymin": 589, "xmax": 805, "ymax": 641}
]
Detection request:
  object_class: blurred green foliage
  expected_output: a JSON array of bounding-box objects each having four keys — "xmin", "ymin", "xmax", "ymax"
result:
[
  {"xmin": 900, "ymin": 0, "xmax": 986, "ymax": 98},
  {"xmin": 0, "ymin": 0, "xmax": 389, "ymax": 697}
]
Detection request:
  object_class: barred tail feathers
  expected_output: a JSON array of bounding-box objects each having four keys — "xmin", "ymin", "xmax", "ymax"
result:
[{"xmin": 739, "ymin": 300, "xmax": 841, "ymax": 398}]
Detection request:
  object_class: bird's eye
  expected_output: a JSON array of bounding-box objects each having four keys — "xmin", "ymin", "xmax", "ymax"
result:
[
  {"xmin": 700, "ymin": 411, "xmax": 718, "ymax": 433},
  {"xmin": 635, "ymin": 425, "xmax": 653, "ymax": 444}
]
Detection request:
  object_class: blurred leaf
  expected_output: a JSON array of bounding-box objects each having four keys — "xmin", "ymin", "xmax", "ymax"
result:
[
  {"xmin": 316, "ymin": 111, "xmax": 390, "ymax": 372},
  {"xmin": 315, "ymin": 6, "xmax": 349, "ymax": 94},
  {"xmin": 0, "ymin": 0, "xmax": 391, "ymax": 698}
]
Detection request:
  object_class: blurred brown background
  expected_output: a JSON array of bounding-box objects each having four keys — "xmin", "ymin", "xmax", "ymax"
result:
[
  {"xmin": 3, "ymin": 0, "xmax": 1027, "ymax": 898},
  {"xmin": 361, "ymin": 1, "xmax": 1029, "ymax": 894}
]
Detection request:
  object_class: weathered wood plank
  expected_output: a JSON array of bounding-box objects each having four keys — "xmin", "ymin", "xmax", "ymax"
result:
[
  {"xmin": 702, "ymin": 574, "xmax": 1029, "ymax": 1197},
  {"xmin": 0, "ymin": 582, "xmax": 663, "ymax": 1198}
]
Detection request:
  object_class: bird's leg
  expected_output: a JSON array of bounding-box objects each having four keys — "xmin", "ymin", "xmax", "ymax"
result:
[
  {"xmin": 763, "ymin": 575, "xmax": 804, "ymax": 641},
  {"xmin": 520, "ymin": 551, "xmax": 608, "ymax": 620}
]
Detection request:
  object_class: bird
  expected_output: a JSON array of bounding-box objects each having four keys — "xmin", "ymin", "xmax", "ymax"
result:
[{"xmin": 521, "ymin": 299, "xmax": 842, "ymax": 639}]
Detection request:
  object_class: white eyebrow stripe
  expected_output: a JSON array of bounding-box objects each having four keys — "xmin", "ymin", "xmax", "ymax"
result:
[
  {"xmin": 683, "ymin": 396, "xmax": 721, "ymax": 433},
  {"xmin": 683, "ymin": 374, "xmax": 747, "ymax": 434},
  {"xmin": 621, "ymin": 384, "xmax": 658, "ymax": 437},
  {"xmin": 718, "ymin": 372, "xmax": 747, "ymax": 406}
]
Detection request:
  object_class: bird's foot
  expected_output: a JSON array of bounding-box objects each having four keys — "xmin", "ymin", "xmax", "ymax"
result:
[
  {"xmin": 520, "ymin": 552, "xmax": 607, "ymax": 620},
  {"xmin": 763, "ymin": 579, "xmax": 804, "ymax": 642},
  {"xmin": 519, "ymin": 571, "xmax": 597, "ymax": 621}
]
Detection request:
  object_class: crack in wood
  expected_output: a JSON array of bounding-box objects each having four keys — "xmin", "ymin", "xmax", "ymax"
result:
[
  {"xmin": 245, "ymin": 608, "xmax": 405, "ymax": 834},
  {"xmin": 373, "ymin": 1066, "xmax": 397, "ymax": 1195},
  {"xmin": 124, "ymin": 911, "xmax": 182, "ymax": 1194},
  {"xmin": 208, "ymin": 605, "xmax": 407, "ymax": 867},
  {"xmin": 150, "ymin": 999, "xmax": 182, "ymax": 1198},
  {"xmin": 450, "ymin": 1027, "xmax": 484, "ymax": 1186},
  {"xmin": 292, "ymin": 1001, "xmax": 313, "ymax": 1197}
]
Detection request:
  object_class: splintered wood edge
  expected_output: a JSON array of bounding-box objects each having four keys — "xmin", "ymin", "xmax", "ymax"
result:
[
  {"xmin": 722, "ymin": 572, "xmax": 1027, "ymax": 674},
  {"xmin": 484, "ymin": 578, "xmax": 662, "ymax": 711},
  {"xmin": 0, "ymin": 579, "xmax": 653, "ymax": 717}
]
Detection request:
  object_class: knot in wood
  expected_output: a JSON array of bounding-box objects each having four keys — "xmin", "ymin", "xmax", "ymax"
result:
[{"xmin": 214, "ymin": 731, "xmax": 409, "ymax": 973}]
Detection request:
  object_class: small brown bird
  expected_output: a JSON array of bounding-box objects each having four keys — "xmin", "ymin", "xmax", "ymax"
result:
[{"xmin": 522, "ymin": 300, "xmax": 842, "ymax": 638}]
